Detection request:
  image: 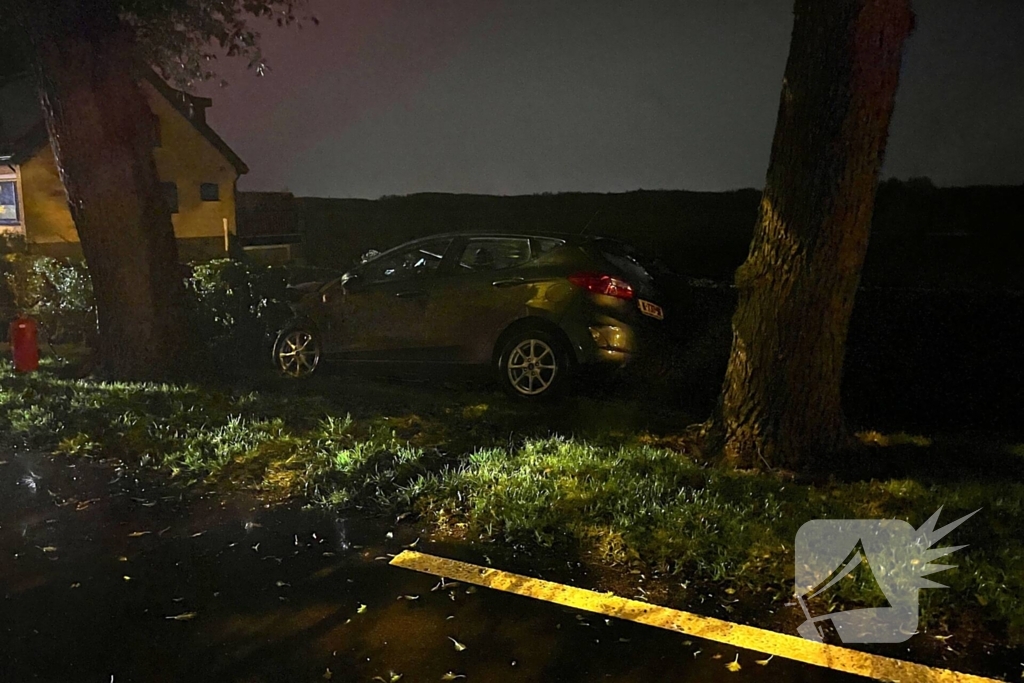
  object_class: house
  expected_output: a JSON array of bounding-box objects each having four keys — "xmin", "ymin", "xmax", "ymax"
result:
[{"xmin": 0, "ymin": 71, "xmax": 247, "ymax": 261}]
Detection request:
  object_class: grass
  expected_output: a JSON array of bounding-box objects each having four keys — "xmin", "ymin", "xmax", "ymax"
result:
[{"xmin": 2, "ymin": 353, "xmax": 1023, "ymax": 651}]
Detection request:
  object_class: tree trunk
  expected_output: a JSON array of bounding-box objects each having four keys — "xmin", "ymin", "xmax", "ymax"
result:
[
  {"xmin": 26, "ymin": 5, "xmax": 194, "ymax": 379},
  {"xmin": 702, "ymin": 0, "xmax": 914, "ymax": 470}
]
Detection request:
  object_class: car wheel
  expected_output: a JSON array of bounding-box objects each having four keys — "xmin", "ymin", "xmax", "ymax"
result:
[
  {"xmin": 273, "ymin": 326, "xmax": 321, "ymax": 378},
  {"xmin": 497, "ymin": 329, "xmax": 570, "ymax": 399}
]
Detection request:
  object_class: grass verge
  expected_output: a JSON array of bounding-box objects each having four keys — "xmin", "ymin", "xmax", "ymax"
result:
[{"xmin": 2, "ymin": 355, "xmax": 1022, "ymax": 653}]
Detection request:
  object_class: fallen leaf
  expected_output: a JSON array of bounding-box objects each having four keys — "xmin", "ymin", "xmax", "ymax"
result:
[
  {"xmin": 123, "ymin": 576, "xmax": 132, "ymax": 582},
  {"xmin": 397, "ymin": 595, "xmax": 419, "ymax": 601},
  {"xmin": 323, "ymin": 668, "xmax": 332, "ymax": 680},
  {"xmin": 357, "ymin": 604, "xmax": 367, "ymax": 614},
  {"xmin": 441, "ymin": 673, "xmax": 466, "ymax": 681},
  {"xmin": 276, "ymin": 581, "xmax": 291, "ymax": 587},
  {"xmin": 70, "ymin": 583, "xmax": 81, "ymax": 589},
  {"xmin": 165, "ymin": 612, "xmax": 198, "ymax": 621},
  {"xmin": 127, "ymin": 531, "xmax": 151, "ymax": 538},
  {"xmin": 725, "ymin": 654, "xmax": 741, "ymax": 672},
  {"xmin": 40, "ymin": 546, "xmax": 58, "ymax": 553},
  {"xmin": 449, "ymin": 637, "xmax": 467, "ymax": 652},
  {"xmin": 755, "ymin": 655, "xmax": 774, "ymax": 666},
  {"xmin": 117, "ymin": 556, "xmax": 128, "ymax": 562},
  {"xmin": 190, "ymin": 531, "xmax": 205, "ymax": 538}
]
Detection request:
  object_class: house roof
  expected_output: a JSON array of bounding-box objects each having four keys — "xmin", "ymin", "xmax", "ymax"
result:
[
  {"xmin": 0, "ymin": 70, "xmax": 247, "ymax": 174},
  {"xmin": 0, "ymin": 73, "xmax": 47, "ymax": 164}
]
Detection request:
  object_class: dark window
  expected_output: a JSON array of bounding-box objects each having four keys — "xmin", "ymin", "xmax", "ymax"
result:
[
  {"xmin": 0, "ymin": 180, "xmax": 19, "ymax": 225},
  {"xmin": 457, "ymin": 237, "xmax": 532, "ymax": 272},
  {"xmin": 200, "ymin": 183, "xmax": 220, "ymax": 202},
  {"xmin": 363, "ymin": 238, "xmax": 453, "ymax": 284},
  {"xmin": 161, "ymin": 182, "xmax": 179, "ymax": 214}
]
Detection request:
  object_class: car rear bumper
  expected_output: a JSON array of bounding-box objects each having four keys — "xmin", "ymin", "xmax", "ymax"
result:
[{"xmin": 564, "ymin": 314, "xmax": 666, "ymax": 367}]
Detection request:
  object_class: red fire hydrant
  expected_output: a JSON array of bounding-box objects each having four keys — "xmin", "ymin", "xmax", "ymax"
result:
[{"xmin": 9, "ymin": 313, "xmax": 40, "ymax": 373}]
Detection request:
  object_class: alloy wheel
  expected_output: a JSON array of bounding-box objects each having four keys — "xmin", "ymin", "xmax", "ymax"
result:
[
  {"xmin": 506, "ymin": 338, "xmax": 558, "ymax": 396},
  {"xmin": 276, "ymin": 329, "xmax": 320, "ymax": 378}
]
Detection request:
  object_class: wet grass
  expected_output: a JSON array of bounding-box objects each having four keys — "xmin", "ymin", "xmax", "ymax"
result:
[{"xmin": 2, "ymin": 354, "xmax": 1023, "ymax": 651}]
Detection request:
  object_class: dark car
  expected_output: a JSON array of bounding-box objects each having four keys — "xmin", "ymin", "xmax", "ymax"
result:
[{"xmin": 272, "ymin": 233, "xmax": 671, "ymax": 398}]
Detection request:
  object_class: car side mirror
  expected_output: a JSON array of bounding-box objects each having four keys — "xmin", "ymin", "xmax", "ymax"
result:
[{"xmin": 341, "ymin": 272, "xmax": 363, "ymax": 291}]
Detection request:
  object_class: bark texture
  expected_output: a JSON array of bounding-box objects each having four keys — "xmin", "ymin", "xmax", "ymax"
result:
[
  {"xmin": 22, "ymin": 2, "xmax": 193, "ymax": 379},
  {"xmin": 705, "ymin": 0, "xmax": 914, "ymax": 470}
]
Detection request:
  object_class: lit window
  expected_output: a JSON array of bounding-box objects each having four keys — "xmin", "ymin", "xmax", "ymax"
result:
[
  {"xmin": 0, "ymin": 180, "xmax": 20, "ymax": 225},
  {"xmin": 200, "ymin": 183, "xmax": 220, "ymax": 202}
]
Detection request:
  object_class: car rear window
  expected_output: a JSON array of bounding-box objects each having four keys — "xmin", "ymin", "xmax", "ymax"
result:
[{"xmin": 592, "ymin": 240, "xmax": 657, "ymax": 287}]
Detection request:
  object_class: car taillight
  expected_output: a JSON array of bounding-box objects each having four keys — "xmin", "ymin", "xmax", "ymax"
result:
[{"xmin": 568, "ymin": 272, "xmax": 634, "ymax": 300}]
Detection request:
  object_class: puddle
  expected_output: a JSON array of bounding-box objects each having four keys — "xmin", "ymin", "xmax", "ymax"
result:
[{"xmin": 0, "ymin": 452, "xmax": 872, "ymax": 682}]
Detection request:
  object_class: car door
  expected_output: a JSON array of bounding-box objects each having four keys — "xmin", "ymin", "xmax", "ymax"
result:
[
  {"xmin": 425, "ymin": 236, "xmax": 537, "ymax": 363},
  {"xmin": 321, "ymin": 237, "xmax": 454, "ymax": 360}
]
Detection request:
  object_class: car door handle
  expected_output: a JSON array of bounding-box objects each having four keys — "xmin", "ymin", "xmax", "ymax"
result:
[
  {"xmin": 492, "ymin": 277, "xmax": 526, "ymax": 288},
  {"xmin": 395, "ymin": 290, "xmax": 427, "ymax": 299}
]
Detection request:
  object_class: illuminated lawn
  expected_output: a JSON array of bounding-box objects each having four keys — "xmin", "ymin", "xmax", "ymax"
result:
[{"xmin": 2, "ymin": 356, "xmax": 1022, "ymax": 650}]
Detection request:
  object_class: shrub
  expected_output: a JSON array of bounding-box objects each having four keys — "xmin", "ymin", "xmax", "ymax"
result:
[
  {"xmin": 1, "ymin": 255, "xmax": 297, "ymax": 370},
  {"xmin": 184, "ymin": 259, "xmax": 294, "ymax": 369},
  {"xmin": 0, "ymin": 253, "xmax": 96, "ymax": 343}
]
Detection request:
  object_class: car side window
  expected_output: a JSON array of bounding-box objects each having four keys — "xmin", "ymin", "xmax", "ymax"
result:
[
  {"xmin": 364, "ymin": 239, "xmax": 453, "ymax": 284},
  {"xmin": 458, "ymin": 238, "xmax": 532, "ymax": 272}
]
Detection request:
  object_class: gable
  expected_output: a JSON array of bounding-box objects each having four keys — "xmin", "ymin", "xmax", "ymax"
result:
[{"xmin": 142, "ymin": 72, "xmax": 247, "ymax": 175}]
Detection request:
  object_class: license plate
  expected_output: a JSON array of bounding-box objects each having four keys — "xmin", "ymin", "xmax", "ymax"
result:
[{"xmin": 638, "ymin": 299, "xmax": 664, "ymax": 320}]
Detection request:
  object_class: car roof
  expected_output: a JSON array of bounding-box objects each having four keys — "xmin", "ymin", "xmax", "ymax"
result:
[{"xmin": 397, "ymin": 231, "xmax": 611, "ymax": 247}]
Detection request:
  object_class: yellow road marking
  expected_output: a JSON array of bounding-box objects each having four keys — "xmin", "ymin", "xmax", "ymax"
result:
[{"xmin": 390, "ymin": 550, "xmax": 1000, "ymax": 683}]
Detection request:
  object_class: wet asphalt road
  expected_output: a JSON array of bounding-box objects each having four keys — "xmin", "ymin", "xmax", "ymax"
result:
[{"xmin": 0, "ymin": 452, "xmax": 874, "ymax": 683}]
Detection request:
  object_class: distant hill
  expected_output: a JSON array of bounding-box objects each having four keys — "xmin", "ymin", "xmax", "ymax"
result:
[{"xmin": 239, "ymin": 181, "xmax": 1024, "ymax": 290}]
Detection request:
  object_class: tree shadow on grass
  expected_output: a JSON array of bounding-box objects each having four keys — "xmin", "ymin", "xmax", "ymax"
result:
[{"xmin": 809, "ymin": 433, "xmax": 1024, "ymax": 485}]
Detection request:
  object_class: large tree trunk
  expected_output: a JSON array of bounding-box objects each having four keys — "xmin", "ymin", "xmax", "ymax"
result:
[
  {"xmin": 25, "ymin": 3, "xmax": 194, "ymax": 379},
  {"xmin": 701, "ymin": 0, "xmax": 914, "ymax": 470}
]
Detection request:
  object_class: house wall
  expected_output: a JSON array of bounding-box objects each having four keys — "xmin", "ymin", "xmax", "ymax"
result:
[{"xmin": 20, "ymin": 80, "xmax": 239, "ymax": 261}]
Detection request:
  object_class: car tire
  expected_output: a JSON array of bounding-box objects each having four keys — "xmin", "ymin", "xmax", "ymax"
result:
[
  {"xmin": 496, "ymin": 328, "xmax": 571, "ymax": 400},
  {"xmin": 272, "ymin": 325, "xmax": 321, "ymax": 379}
]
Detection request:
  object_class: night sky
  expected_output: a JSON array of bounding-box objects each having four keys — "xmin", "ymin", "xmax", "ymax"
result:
[{"xmin": 195, "ymin": 0, "xmax": 1024, "ymax": 198}]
